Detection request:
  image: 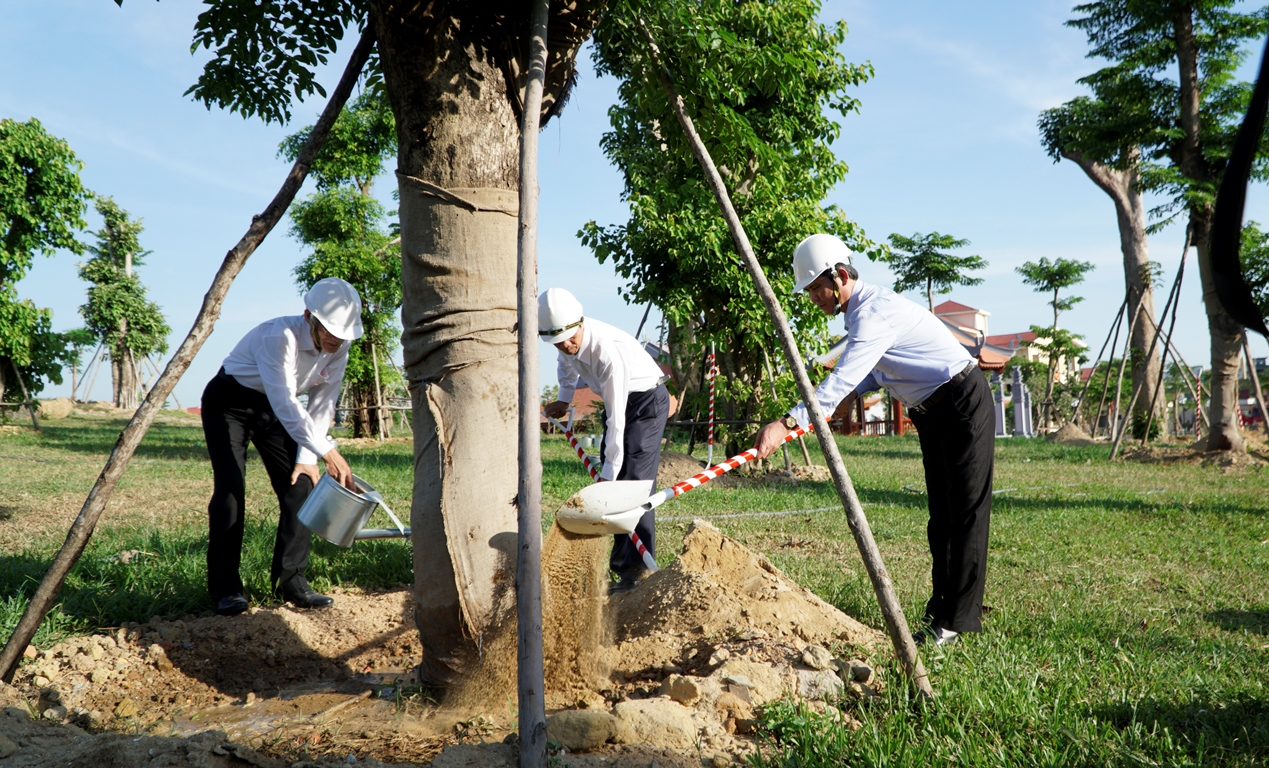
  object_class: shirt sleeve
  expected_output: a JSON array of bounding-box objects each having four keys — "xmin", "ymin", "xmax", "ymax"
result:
[
  {"xmin": 296, "ymin": 345, "xmax": 348, "ymax": 465},
  {"xmin": 256, "ymin": 330, "xmax": 337, "ymax": 464},
  {"xmin": 597, "ymin": 350, "xmax": 630, "ymax": 481},
  {"xmin": 787, "ymin": 310, "xmax": 896, "ymax": 429},
  {"xmin": 557, "ymin": 354, "xmax": 581, "ymax": 404}
]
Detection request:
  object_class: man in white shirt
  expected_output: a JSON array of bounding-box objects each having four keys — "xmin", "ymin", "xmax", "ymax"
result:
[
  {"xmin": 540, "ymin": 288, "xmax": 669, "ymax": 592},
  {"xmin": 753, "ymin": 235, "xmax": 994, "ymax": 646},
  {"xmin": 202, "ymin": 278, "xmax": 362, "ymax": 616}
]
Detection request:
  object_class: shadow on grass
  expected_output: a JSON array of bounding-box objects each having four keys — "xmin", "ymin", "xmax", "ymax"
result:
[
  {"xmin": 1205, "ymin": 608, "xmax": 1269, "ymax": 635},
  {"xmin": 21, "ymin": 419, "xmax": 212, "ymax": 462},
  {"xmin": 0, "ymin": 518, "xmax": 412, "ymax": 647},
  {"xmin": 1087, "ymin": 695, "xmax": 1269, "ymax": 764}
]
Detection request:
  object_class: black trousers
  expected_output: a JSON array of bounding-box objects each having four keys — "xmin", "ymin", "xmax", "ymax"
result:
[
  {"xmin": 906, "ymin": 368, "xmax": 994, "ymax": 633},
  {"xmin": 202, "ymin": 369, "xmax": 315, "ymax": 601},
  {"xmin": 601, "ymin": 384, "xmax": 669, "ymax": 579}
]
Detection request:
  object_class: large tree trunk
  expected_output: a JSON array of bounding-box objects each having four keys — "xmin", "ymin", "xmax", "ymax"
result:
[
  {"xmin": 1063, "ymin": 149, "xmax": 1162, "ymax": 437},
  {"xmin": 369, "ymin": 1, "xmax": 599, "ymax": 687},
  {"xmin": 1175, "ymin": 8, "xmax": 1244, "ymax": 451}
]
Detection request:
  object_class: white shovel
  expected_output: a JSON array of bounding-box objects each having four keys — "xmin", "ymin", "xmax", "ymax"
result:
[{"xmin": 556, "ymin": 425, "xmax": 813, "ymax": 535}]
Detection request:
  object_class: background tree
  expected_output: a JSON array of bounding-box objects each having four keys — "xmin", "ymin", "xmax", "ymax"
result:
[
  {"xmin": 282, "ymin": 90, "xmax": 401, "ymax": 438},
  {"xmin": 1017, "ymin": 257, "xmax": 1096, "ymax": 429},
  {"xmin": 78, "ymin": 197, "xmax": 170, "ymax": 410},
  {"xmin": 1064, "ymin": 0, "xmax": 1269, "ymax": 452},
  {"xmin": 61, "ymin": 327, "xmax": 96, "ymax": 402},
  {"xmin": 882, "ymin": 232, "xmax": 986, "ymax": 311},
  {"xmin": 580, "ymin": 0, "xmax": 878, "ymax": 453},
  {"xmin": 1039, "ymin": 71, "xmax": 1167, "ymax": 436},
  {"xmin": 0, "ymin": 117, "xmax": 89, "ymax": 403},
  {"xmin": 182, "ymin": 0, "xmax": 604, "ymax": 681},
  {"xmin": 1240, "ymin": 220, "xmax": 1269, "ymax": 317}
]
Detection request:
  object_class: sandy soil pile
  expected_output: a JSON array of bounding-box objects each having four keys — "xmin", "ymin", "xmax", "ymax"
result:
[
  {"xmin": 1119, "ymin": 443, "xmax": 1267, "ymax": 471},
  {"xmin": 6, "ymin": 522, "xmax": 882, "ymax": 766},
  {"xmin": 1047, "ymin": 423, "xmax": 1096, "ymax": 446}
]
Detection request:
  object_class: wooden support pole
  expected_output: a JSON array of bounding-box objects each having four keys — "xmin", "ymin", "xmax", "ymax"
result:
[
  {"xmin": 1108, "ymin": 303, "xmax": 1142, "ymax": 442},
  {"xmin": 1243, "ymin": 336, "xmax": 1269, "ymax": 438},
  {"xmin": 0, "ymin": 28, "xmax": 375, "ymax": 683},
  {"xmin": 11, "ymin": 362, "xmax": 40, "ymax": 431},
  {"xmin": 1073, "ymin": 298, "xmax": 1126, "ymax": 429},
  {"xmin": 516, "ymin": 1, "xmax": 550, "ymax": 765},
  {"xmin": 371, "ymin": 342, "xmax": 387, "ymax": 441},
  {"xmin": 1111, "ymin": 236, "xmax": 1189, "ymax": 459},
  {"xmin": 640, "ymin": 24, "xmax": 932, "ymax": 697}
]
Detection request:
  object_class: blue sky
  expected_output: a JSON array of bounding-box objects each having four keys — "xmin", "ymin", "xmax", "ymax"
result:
[{"xmin": 3, "ymin": 1, "xmax": 1268, "ymax": 407}]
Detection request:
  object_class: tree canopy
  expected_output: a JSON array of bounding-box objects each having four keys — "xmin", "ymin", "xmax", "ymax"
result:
[
  {"xmin": 579, "ymin": 0, "xmax": 877, "ymax": 442},
  {"xmin": 883, "ymin": 232, "xmax": 986, "ymax": 311}
]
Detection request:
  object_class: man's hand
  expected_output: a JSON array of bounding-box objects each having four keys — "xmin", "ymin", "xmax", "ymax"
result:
[
  {"xmin": 322, "ymin": 447, "xmax": 357, "ymax": 490},
  {"xmin": 290, "ymin": 463, "xmax": 321, "ymax": 487},
  {"xmin": 543, "ymin": 400, "xmax": 571, "ymax": 420},
  {"xmin": 752, "ymin": 420, "xmax": 792, "ymax": 460}
]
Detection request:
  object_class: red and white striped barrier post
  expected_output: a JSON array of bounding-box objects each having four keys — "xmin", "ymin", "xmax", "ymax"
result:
[
  {"xmin": 706, "ymin": 344, "xmax": 718, "ymax": 465},
  {"xmin": 546, "ymin": 415, "xmax": 658, "ymax": 572}
]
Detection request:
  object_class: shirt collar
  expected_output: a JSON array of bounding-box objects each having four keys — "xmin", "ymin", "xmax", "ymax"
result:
[
  {"xmin": 296, "ymin": 315, "xmax": 319, "ymax": 354},
  {"xmin": 844, "ymin": 277, "xmax": 866, "ymax": 319}
]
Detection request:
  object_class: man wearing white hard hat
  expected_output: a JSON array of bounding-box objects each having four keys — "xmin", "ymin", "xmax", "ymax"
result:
[
  {"xmin": 540, "ymin": 288, "xmax": 670, "ymax": 593},
  {"xmin": 201, "ymin": 277, "xmax": 363, "ymax": 616},
  {"xmin": 753, "ymin": 234, "xmax": 994, "ymax": 647}
]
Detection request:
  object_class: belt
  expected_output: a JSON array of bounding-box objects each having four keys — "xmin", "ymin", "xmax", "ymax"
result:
[{"xmin": 910, "ymin": 361, "xmax": 977, "ymax": 414}]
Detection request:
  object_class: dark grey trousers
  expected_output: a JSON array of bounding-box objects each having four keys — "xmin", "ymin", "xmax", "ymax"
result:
[
  {"xmin": 202, "ymin": 369, "xmax": 315, "ymax": 601},
  {"xmin": 600, "ymin": 384, "xmax": 669, "ymax": 579},
  {"xmin": 906, "ymin": 369, "xmax": 994, "ymax": 633}
]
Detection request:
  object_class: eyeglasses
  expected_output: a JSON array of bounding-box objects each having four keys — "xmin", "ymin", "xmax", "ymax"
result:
[{"xmin": 539, "ymin": 320, "xmax": 582, "ymax": 338}]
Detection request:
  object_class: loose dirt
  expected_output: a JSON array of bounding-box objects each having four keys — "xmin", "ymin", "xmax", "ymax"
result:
[
  {"xmin": 7, "ymin": 522, "xmax": 882, "ymax": 766},
  {"xmin": 1047, "ymin": 423, "xmax": 1096, "ymax": 446}
]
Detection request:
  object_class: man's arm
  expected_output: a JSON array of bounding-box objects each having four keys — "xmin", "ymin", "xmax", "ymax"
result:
[{"xmin": 597, "ymin": 353, "xmax": 629, "ymax": 481}]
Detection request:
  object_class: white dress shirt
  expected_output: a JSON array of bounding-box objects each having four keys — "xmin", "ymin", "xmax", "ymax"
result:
[
  {"xmin": 787, "ymin": 278, "xmax": 973, "ymax": 428},
  {"xmin": 222, "ymin": 315, "xmax": 349, "ymax": 465},
  {"xmin": 557, "ymin": 318, "xmax": 666, "ymax": 481}
]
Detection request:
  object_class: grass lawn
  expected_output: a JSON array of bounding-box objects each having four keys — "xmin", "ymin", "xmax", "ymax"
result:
[{"xmin": 2, "ymin": 414, "xmax": 1268, "ymax": 765}]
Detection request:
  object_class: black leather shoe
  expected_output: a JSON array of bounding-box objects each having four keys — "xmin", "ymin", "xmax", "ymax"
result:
[
  {"xmin": 913, "ymin": 626, "xmax": 959, "ymax": 647},
  {"xmin": 283, "ymin": 586, "xmax": 334, "ymax": 609},
  {"xmin": 214, "ymin": 594, "xmax": 249, "ymax": 616}
]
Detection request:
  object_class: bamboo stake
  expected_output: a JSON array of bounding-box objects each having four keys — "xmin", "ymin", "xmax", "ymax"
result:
[
  {"xmin": 640, "ymin": 23, "xmax": 931, "ymax": 697},
  {"xmin": 1090, "ymin": 302, "xmax": 1128, "ymax": 438},
  {"xmin": 371, "ymin": 342, "xmax": 387, "ymax": 442},
  {"xmin": 1243, "ymin": 336, "xmax": 1269, "ymax": 438},
  {"xmin": 1073, "ymin": 298, "xmax": 1126, "ymax": 429},
  {"xmin": 82, "ymin": 346, "xmax": 104, "ymax": 404},
  {"xmin": 1109, "ymin": 302, "xmax": 1142, "ymax": 442},
  {"xmin": 1140, "ymin": 264, "xmax": 1195, "ymax": 444},
  {"xmin": 1111, "ymin": 236, "xmax": 1189, "ymax": 459},
  {"xmin": 0, "ymin": 29, "xmax": 375, "ymax": 683},
  {"xmin": 1136, "ymin": 309, "xmax": 1207, "ymax": 429},
  {"xmin": 11, "ymin": 362, "xmax": 40, "ymax": 431},
  {"xmin": 516, "ymin": 2, "xmax": 550, "ymax": 765}
]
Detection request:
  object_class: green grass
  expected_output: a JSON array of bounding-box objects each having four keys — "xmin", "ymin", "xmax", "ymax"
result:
[{"xmin": 3, "ymin": 418, "xmax": 1269, "ymax": 765}]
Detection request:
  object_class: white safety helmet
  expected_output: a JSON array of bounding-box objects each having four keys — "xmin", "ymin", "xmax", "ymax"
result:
[
  {"xmin": 538, "ymin": 288, "xmax": 584, "ymax": 344},
  {"xmin": 304, "ymin": 277, "xmax": 364, "ymax": 340},
  {"xmin": 792, "ymin": 234, "xmax": 854, "ymax": 292}
]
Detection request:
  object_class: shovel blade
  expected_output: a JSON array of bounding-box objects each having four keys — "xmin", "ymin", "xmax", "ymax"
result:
[{"xmin": 556, "ymin": 480, "xmax": 654, "ymax": 535}]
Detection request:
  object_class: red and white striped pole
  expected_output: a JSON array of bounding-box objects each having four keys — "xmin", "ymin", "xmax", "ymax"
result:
[
  {"xmin": 643, "ymin": 424, "xmax": 813, "ymax": 511},
  {"xmin": 706, "ymin": 343, "xmax": 718, "ymax": 465},
  {"xmin": 546, "ymin": 415, "xmax": 658, "ymax": 572}
]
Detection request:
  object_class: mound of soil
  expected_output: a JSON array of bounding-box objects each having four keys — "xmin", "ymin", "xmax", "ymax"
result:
[
  {"xmin": 1047, "ymin": 423, "xmax": 1095, "ymax": 446},
  {"xmin": 8, "ymin": 523, "xmax": 883, "ymax": 766},
  {"xmin": 1119, "ymin": 443, "xmax": 1266, "ymax": 471}
]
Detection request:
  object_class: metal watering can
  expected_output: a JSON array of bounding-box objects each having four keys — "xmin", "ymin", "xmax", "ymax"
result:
[{"xmin": 297, "ymin": 474, "xmax": 409, "ymax": 548}]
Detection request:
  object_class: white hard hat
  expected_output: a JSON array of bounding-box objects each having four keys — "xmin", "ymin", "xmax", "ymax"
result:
[
  {"xmin": 304, "ymin": 278, "xmax": 363, "ymax": 340},
  {"xmin": 538, "ymin": 288, "xmax": 584, "ymax": 344},
  {"xmin": 792, "ymin": 234, "xmax": 854, "ymax": 292}
]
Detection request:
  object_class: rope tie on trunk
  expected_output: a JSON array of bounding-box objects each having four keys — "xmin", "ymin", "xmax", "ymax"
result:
[{"xmin": 395, "ymin": 171, "xmax": 518, "ymax": 217}]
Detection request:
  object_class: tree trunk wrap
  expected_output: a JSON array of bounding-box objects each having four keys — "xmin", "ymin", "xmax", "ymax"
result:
[
  {"xmin": 400, "ymin": 181, "xmax": 520, "ymax": 656},
  {"xmin": 1196, "ymin": 222, "xmax": 1246, "ymax": 451}
]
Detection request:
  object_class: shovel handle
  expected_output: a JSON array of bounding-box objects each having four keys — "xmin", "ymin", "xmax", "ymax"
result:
[
  {"xmin": 546, "ymin": 415, "xmax": 601, "ymax": 481},
  {"xmin": 645, "ymin": 425, "xmax": 814, "ymax": 510}
]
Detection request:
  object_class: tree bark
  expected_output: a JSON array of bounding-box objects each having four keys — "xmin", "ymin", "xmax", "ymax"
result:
[
  {"xmin": 368, "ymin": 1, "xmax": 600, "ymax": 686},
  {"xmin": 1062, "ymin": 148, "xmax": 1161, "ymax": 436},
  {"xmin": 1175, "ymin": 7, "xmax": 1244, "ymax": 451}
]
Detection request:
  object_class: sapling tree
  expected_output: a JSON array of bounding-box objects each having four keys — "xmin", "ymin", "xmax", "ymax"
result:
[
  {"xmin": 78, "ymin": 197, "xmax": 170, "ymax": 410},
  {"xmin": 883, "ymin": 232, "xmax": 986, "ymax": 311},
  {"xmin": 580, "ymin": 0, "xmax": 878, "ymax": 451},
  {"xmin": 1017, "ymin": 257, "xmax": 1095, "ymax": 429},
  {"xmin": 1062, "ymin": 0, "xmax": 1269, "ymax": 451},
  {"xmin": 282, "ymin": 90, "xmax": 401, "ymax": 438},
  {"xmin": 0, "ymin": 117, "xmax": 90, "ymax": 402}
]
